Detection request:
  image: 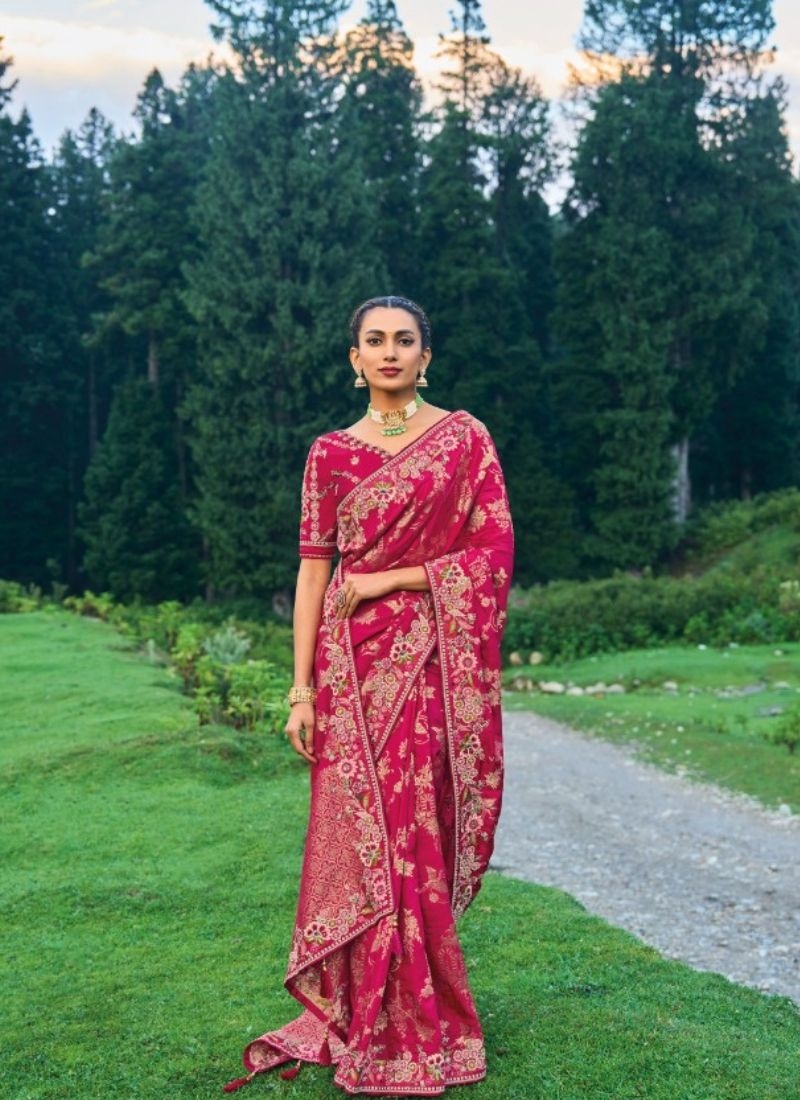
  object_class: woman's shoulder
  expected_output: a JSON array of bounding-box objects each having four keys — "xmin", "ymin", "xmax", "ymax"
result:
[
  {"xmin": 306, "ymin": 428, "xmax": 354, "ymax": 454},
  {"xmin": 449, "ymin": 409, "xmax": 496, "ymax": 443}
]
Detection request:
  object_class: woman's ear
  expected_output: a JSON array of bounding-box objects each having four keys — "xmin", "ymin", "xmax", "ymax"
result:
[{"xmin": 349, "ymin": 347, "xmax": 360, "ymax": 372}]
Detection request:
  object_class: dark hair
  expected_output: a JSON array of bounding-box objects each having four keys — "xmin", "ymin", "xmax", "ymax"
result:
[{"xmin": 349, "ymin": 296, "xmax": 432, "ymax": 350}]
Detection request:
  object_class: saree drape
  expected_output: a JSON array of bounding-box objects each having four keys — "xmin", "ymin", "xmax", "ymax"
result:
[{"xmin": 234, "ymin": 411, "xmax": 513, "ymax": 1095}]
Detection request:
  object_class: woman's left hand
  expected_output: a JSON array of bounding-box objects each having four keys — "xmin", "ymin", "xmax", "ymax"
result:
[{"xmin": 335, "ymin": 571, "xmax": 393, "ymax": 618}]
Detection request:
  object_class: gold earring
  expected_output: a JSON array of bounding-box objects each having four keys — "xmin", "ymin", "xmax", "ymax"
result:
[
  {"xmin": 417, "ymin": 371, "xmax": 429, "ymax": 388},
  {"xmin": 354, "ymin": 370, "xmax": 367, "ymax": 388}
]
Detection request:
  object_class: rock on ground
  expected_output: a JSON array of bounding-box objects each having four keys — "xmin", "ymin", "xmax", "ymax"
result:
[{"xmin": 493, "ymin": 710, "xmax": 800, "ymax": 1004}]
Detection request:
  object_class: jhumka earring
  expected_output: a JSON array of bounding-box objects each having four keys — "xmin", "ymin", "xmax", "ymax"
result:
[
  {"xmin": 354, "ymin": 370, "xmax": 367, "ymax": 388},
  {"xmin": 416, "ymin": 370, "xmax": 429, "ymax": 388}
]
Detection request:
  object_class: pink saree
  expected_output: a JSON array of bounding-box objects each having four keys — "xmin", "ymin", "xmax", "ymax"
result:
[{"xmin": 230, "ymin": 411, "xmax": 513, "ymax": 1095}]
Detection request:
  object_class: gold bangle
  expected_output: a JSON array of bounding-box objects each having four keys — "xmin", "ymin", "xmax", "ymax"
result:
[{"xmin": 288, "ymin": 686, "xmax": 317, "ymax": 705}]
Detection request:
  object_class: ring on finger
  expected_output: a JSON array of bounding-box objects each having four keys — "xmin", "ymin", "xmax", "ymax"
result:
[{"xmin": 336, "ymin": 589, "xmax": 346, "ymax": 607}]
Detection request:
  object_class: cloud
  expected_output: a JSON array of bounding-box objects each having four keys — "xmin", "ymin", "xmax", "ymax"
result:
[
  {"xmin": 4, "ymin": 14, "xmax": 210, "ymax": 84},
  {"xmin": 79, "ymin": 0, "xmax": 123, "ymax": 11},
  {"xmin": 3, "ymin": 13, "xmax": 216, "ymax": 145}
]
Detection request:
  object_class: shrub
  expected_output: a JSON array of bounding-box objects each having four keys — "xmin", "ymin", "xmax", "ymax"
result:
[
  {"xmin": 505, "ymin": 567, "xmax": 800, "ymax": 663},
  {"xmin": 202, "ymin": 623, "xmax": 251, "ymax": 665},
  {"xmin": 0, "ymin": 580, "xmax": 40, "ymax": 613},
  {"xmin": 63, "ymin": 590, "xmax": 116, "ymax": 620},
  {"xmin": 763, "ymin": 708, "xmax": 800, "ymax": 755},
  {"xmin": 194, "ymin": 654, "xmax": 287, "ymax": 731}
]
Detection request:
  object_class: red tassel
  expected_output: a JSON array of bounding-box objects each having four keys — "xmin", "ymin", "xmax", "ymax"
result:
[
  {"xmin": 222, "ymin": 1075, "xmax": 253, "ymax": 1093},
  {"xmin": 279, "ymin": 1061, "xmax": 302, "ymax": 1081}
]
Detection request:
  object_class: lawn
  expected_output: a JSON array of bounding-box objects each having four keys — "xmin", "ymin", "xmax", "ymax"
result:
[
  {"xmin": 504, "ymin": 643, "xmax": 800, "ymax": 813},
  {"xmin": 2, "ymin": 610, "xmax": 799, "ymax": 1100}
]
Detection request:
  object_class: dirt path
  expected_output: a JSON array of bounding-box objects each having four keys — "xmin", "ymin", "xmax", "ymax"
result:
[{"xmin": 492, "ymin": 710, "xmax": 800, "ymax": 1004}]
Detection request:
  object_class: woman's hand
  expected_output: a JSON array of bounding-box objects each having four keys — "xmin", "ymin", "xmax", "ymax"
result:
[
  {"xmin": 335, "ymin": 571, "xmax": 394, "ymax": 618},
  {"xmin": 285, "ymin": 702, "xmax": 317, "ymax": 764}
]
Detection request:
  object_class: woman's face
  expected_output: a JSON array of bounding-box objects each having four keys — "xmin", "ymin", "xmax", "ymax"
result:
[{"xmin": 350, "ymin": 307, "xmax": 431, "ymax": 396}]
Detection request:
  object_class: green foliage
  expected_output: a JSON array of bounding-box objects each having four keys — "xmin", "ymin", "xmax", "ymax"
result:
[
  {"xmin": 194, "ymin": 655, "xmax": 288, "ymax": 730},
  {"xmin": 579, "ymin": 0, "xmax": 775, "ymax": 87},
  {"xmin": 555, "ymin": 1, "xmax": 799, "ymax": 571},
  {"xmin": 4, "ymin": 4, "xmax": 800, "ymax": 600},
  {"xmin": 201, "ymin": 622, "xmax": 251, "ymax": 665},
  {"xmin": 680, "ymin": 487, "xmax": 800, "ymax": 563},
  {"xmin": 0, "ymin": 579, "xmax": 40, "ymax": 613},
  {"xmin": 78, "ymin": 377, "xmax": 199, "ymax": 602},
  {"xmin": 509, "ymin": 483, "xmax": 800, "ymax": 661},
  {"xmin": 764, "ymin": 707, "xmax": 800, "ymax": 755},
  {"xmin": 0, "ymin": 43, "xmax": 82, "ymax": 589},
  {"xmin": 506, "ymin": 566, "xmax": 800, "ymax": 663},
  {"xmin": 183, "ymin": 15, "xmax": 382, "ymax": 595},
  {"xmin": 62, "ymin": 588, "xmax": 116, "ymax": 620},
  {"xmin": 335, "ymin": 0, "xmax": 422, "ymax": 292}
]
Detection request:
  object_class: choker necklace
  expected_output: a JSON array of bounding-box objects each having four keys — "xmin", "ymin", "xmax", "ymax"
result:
[{"xmin": 367, "ymin": 394, "xmax": 424, "ymax": 437}]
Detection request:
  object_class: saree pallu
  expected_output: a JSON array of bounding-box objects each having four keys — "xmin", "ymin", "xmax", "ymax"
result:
[{"xmin": 235, "ymin": 412, "xmax": 513, "ymax": 1095}]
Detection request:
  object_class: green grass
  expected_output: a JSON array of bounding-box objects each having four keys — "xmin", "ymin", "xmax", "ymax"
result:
[
  {"xmin": 504, "ymin": 643, "xmax": 800, "ymax": 812},
  {"xmin": 2, "ymin": 610, "xmax": 799, "ymax": 1099}
]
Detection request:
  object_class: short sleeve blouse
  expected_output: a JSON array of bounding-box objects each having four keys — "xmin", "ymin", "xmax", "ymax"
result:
[{"xmin": 298, "ymin": 438, "xmax": 339, "ymax": 559}]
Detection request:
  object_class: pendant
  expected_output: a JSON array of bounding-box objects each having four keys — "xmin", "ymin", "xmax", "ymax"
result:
[{"xmin": 380, "ymin": 410, "xmax": 408, "ymax": 436}]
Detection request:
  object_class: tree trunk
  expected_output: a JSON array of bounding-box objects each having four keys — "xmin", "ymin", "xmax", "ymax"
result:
[
  {"xmin": 671, "ymin": 436, "xmax": 691, "ymax": 523},
  {"xmin": 88, "ymin": 354, "xmax": 98, "ymax": 456},
  {"xmin": 147, "ymin": 330, "xmax": 160, "ymax": 388}
]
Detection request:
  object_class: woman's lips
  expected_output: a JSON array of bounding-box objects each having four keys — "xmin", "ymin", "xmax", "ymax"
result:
[{"xmin": 378, "ymin": 368, "xmax": 401, "ymax": 376}]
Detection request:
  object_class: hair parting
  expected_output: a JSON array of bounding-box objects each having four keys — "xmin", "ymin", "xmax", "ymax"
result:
[{"xmin": 349, "ymin": 296, "xmax": 432, "ymax": 350}]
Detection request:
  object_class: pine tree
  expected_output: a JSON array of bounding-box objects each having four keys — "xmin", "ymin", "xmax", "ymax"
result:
[
  {"xmin": 335, "ymin": 0, "xmax": 422, "ymax": 292},
  {"xmin": 0, "ymin": 42, "xmax": 77, "ymax": 585},
  {"xmin": 48, "ymin": 109, "xmax": 118, "ymax": 582},
  {"xmin": 692, "ymin": 89, "xmax": 800, "ymax": 498},
  {"xmin": 78, "ymin": 377, "xmax": 199, "ymax": 601},
  {"xmin": 555, "ymin": 0, "xmax": 780, "ymax": 569},
  {"xmin": 75, "ymin": 67, "xmax": 216, "ymax": 597},
  {"xmin": 184, "ymin": 1, "xmax": 383, "ymax": 596},
  {"xmin": 436, "ymin": 0, "xmax": 490, "ymax": 117},
  {"xmin": 86, "ymin": 68, "xmax": 210, "ymax": 395},
  {"xmin": 419, "ymin": 4, "xmax": 576, "ymax": 583}
]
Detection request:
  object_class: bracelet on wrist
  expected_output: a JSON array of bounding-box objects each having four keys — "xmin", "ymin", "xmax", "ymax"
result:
[{"xmin": 288, "ymin": 686, "xmax": 317, "ymax": 705}]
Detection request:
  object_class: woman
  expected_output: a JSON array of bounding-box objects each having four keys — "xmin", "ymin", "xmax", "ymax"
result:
[{"xmin": 225, "ymin": 296, "xmax": 514, "ymax": 1095}]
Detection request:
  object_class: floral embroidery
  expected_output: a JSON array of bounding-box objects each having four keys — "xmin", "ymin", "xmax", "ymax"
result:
[{"xmin": 240, "ymin": 412, "xmax": 513, "ymax": 1095}]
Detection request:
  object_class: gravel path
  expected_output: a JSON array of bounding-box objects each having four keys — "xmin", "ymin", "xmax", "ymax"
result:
[{"xmin": 492, "ymin": 710, "xmax": 800, "ymax": 1004}]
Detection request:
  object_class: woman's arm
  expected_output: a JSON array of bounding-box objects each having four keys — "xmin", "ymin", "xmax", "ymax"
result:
[
  {"xmin": 335, "ymin": 566, "xmax": 429, "ymax": 619},
  {"xmin": 286, "ymin": 557, "xmax": 332, "ymax": 764}
]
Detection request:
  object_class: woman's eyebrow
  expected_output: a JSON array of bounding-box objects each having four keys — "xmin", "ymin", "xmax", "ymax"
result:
[{"xmin": 363, "ymin": 328, "xmax": 416, "ymax": 337}]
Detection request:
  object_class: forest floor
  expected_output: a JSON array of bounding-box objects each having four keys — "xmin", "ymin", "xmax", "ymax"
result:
[
  {"xmin": 2, "ymin": 610, "xmax": 800, "ymax": 1099},
  {"xmin": 494, "ymin": 710, "xmax": 800, "ymax": 1005}
]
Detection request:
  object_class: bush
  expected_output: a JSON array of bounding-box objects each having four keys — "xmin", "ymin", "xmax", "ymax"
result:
[
  {"xmin": 763, "ymin": 708, "xmax": 800, "ymax": 755},
  {"xmin": 680, "ymin": 488, "xmax": 800, "ymax": 563},
  {"xmin": 0, "ymin": 580, "xmax": 40, "ymax": 613},
  {"xmin": 505, "ymin": 567, "xmax": 800, "ymax": 663},
  {"xmin": 62, "ymin": 590, "xmax": 116, "ymax": 620},
  {"xmin": 194, "ymin": 655, "xmax": 288, "ymax": 731}
]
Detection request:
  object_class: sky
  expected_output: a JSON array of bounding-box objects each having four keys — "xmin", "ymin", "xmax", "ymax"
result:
[{"xmin": 4, "ymin": 0, "xmax": 800, "ymax": 164}]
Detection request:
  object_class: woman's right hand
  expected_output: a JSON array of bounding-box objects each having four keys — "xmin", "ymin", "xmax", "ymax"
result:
[{"xmin": 285, "ymin": 702, "xmax": 317, "ymax": 764}]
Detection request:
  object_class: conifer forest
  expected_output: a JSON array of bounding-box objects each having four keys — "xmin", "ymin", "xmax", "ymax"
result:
[{"xmin": 2, "ymin": 0, "xmax": 799, "ymax": 602}]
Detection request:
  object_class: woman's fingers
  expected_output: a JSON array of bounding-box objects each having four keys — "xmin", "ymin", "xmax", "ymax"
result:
[
  {"xmin": 335, "ymin": 583, "xmax": 361, "ymax": 619},
  {"xmin": 285, "ymin": 712, "xmax": 317, "ymax": 764}
]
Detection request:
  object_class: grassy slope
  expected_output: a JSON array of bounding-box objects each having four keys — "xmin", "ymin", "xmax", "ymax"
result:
[
  {"xmin": 2, "ymin": 610, "xmax": 799, "ymax": 1100},
  {"xmin": 505, "ymin": 644, "xmax": 800, "ymax": 813}
]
